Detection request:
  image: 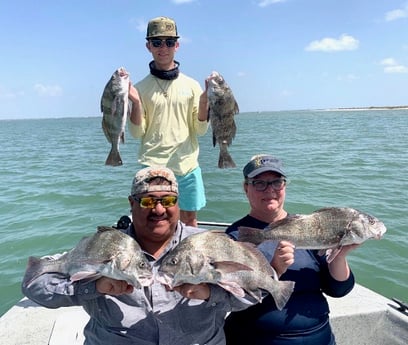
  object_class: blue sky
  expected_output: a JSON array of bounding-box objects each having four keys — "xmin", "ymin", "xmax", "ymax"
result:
[{"xmin": 1, "ymin": 0, "xmax": 408, "ymax": 119}]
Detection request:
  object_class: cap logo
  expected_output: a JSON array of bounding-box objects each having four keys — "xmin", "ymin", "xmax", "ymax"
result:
[
  {"xmin": 254, "ymin": 156, "xmax": 279, "ymax": 168},
  {"xmin": 165, "ymin": 23, "xmax": 175, "ymax": 32}
]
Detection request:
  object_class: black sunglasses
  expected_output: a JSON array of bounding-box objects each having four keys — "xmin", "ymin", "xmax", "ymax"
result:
[{"xmin": 150, "ymin": 38, "xmax": 177, "ymax": 48}]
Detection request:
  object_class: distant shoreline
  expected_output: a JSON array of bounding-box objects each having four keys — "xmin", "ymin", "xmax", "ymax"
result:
[{"xmin": 323, "ymin": 105, "xmax": 408, "ymax": 111}]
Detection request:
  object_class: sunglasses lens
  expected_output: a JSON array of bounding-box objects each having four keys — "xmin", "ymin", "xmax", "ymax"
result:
[
  {"xmin": 151, "ymin": 39, "xmax": 162, "ymax": 48},
  {"xmin": 161, "ymin": 196, "xmax": 178, "ymax": 207},
  {"xmin": 137, "ymin": 196, "xmax": 178, "ymax": 208},
  {"xmin": 139, "ymin": 197, "xmax": 156, "ymax": 208},
  {"xmin": 150, "ymin": 39, "xmax": 176, "ymax": 48},
  {"xmin": 165, "ymin": 39, "xmax": 176, "ymax": 47}
]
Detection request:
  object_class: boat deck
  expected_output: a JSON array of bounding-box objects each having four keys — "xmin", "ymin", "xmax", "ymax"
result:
[{"xmin": 0, "ymin": 284, "xmax": 406, "ymax": 345}]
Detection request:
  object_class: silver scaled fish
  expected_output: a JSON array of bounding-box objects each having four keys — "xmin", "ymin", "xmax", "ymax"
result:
[
  {"xmin": 101, "ymin": 67, "xmax": 130, "ymax": 166},
  {"xmin": 207, "ymin": 71, "xmax": 239, "ymax": 168},
  {"xmin": 157, "ymin": 230, "xmax": 294, "ymax": 310},
  {"xmin": 238, "ymin": 207, "xmax": 387, "ymax": 262},
  {"xmin": 22, "ymin": 226, "xmax": 153, "ymax": 289}
]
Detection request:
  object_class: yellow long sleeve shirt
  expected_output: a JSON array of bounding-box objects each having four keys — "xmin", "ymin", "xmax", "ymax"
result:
[{"xmin": 129, "ymin": 73, "xmax": 208, "ymax": 176}]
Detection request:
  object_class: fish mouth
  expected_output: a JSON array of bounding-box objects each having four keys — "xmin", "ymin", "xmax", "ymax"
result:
[{"xmin": 155, "ymin": 272, "xmax": 174, "ymax": 288}]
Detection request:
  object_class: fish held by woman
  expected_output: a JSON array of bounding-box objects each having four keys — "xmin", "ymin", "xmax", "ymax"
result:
[
  {"xmin": 101, "ymin": 67, "xmax": 130, "ymax": 166},
  {"xmin": 238, "ymin": 207, "xmax": 386, "ymax": 263},
  {"xmin": 157, "ymin": 230, "xmax": 294, "ymax": 310},
  {"xmin": 22, "ymin": 226, "xmax": 153, "ymax": 289},
  {"xmin": 207, "ymin": 71, "xmax": 239, "ymax": 169}
]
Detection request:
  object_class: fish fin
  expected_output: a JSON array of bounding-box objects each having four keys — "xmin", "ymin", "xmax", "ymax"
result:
[
  {"xmin": 237, "ymin": 242, "xmax": 276, "ymax": 276},
  {"xmin": 264, "ymin": 214, "xmax": 302, "ymax": 230},
  {"xmin": 238, "ymin": 226, "xmax": 264, "ymax": 245},
  {"xmin": 213, "ymin": 261, "xmax": 253, "ymax": 273},
  {"xmin": 217, "ymin": 281, "xmax": 246, "ymax": 298},
  {"xmin": 22, "ymin": 256, "xmax": 61, "ymax": 288},
  {"xmin": 245, "ymin": 289, "xmax": 263, "ymax": 303},
  {"xmin": 326, "ymin": 247, "xmax": 342, "ymax": 263},
  {"xmin": 105, "ymin": 148, "xmax": 123, "ymax": 166},
  {"xmin": 212, "ymin": 133, "xmax": 217, "ymax": 147},
  {"xmin": 70, "ymin": 271, "xmax": 101, "ymax": 282},
  {"xmin": 218, "ymin": 144, "xmax": 236, "ymax": 168},
  {"xmin": 22, "ymin": 256, "xmax": 45, "ymax": 288},
  {"xmin": 269, "ymin": 280, "xmax": 295, "ymax": 311},
  {"xmin": 233, "ymin": 101, "xmax": 239, "ymax": 115},
  {"xmin": 97, "ymin": 226, "xmax": 117, "ymax": 233}
]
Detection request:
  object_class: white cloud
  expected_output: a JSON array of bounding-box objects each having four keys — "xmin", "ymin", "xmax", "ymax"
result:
[
  {"xmin": 380, "ymin": 58, "xmax": 408, "ymax": 73},
  {"xmin": 129, "ymin": 18, "xmax": 146, "ymax": 33},
  {"xmin": 384, "ymin": 65, "xmax": 408, "ymax": 73},
  {"xmin": 258, "ymin": 0, "xmax": 286, "ymax": 8},
  {"xmin": 305, "ymin": 34, "xmax": 359, "ymax": 52},
  {"xmin": 385, "ymin": 3, "xmax": 408, "ymax": 22},
  {"xmin": 34, "ymin": 84, "xmax": 63, "ymax": 97}
]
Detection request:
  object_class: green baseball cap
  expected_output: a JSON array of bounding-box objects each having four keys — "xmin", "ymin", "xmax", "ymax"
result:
[{"xmin": 146, "ymin": 16, "xmax": 179, "ymax": 39}]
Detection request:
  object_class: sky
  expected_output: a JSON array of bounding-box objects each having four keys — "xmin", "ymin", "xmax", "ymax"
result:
[{"xmin": 1, "ymin": 0, "xmax": 408, "ymax": 119}]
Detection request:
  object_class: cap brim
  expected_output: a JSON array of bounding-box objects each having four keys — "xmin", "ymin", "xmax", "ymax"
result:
[{"xmin": 247, "ymin": 167, "xmax": 286, "ymax": 178}]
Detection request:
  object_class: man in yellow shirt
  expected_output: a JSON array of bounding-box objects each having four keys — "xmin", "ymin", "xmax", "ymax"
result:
[{"xmin": 128, "ymin": 16, "xmax": 209, "ymax": 227}]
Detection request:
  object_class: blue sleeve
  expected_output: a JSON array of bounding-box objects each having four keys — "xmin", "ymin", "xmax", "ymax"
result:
[{"xmin": 313, "ymin": 252, "xmax": 355, "ymax": 297}]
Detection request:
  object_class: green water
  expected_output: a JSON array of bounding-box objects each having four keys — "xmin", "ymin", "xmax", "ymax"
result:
[{"xmin": 1, "ymin": 110, "xmax": 407, "ymax": 316}]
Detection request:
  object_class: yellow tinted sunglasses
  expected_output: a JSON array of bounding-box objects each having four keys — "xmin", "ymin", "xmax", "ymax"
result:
[{"xmin": 134, "ymin": 195, "xmax": 178, "ymax": 209}]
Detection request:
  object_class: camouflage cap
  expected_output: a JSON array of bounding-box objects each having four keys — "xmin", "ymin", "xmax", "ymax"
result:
[
  {"xmin": 146, "ymin": 16, "xmax": 179, "ymax": 39},
  {"xmin": 131, "ymin": 167, "xmax": 178, "ymax": 196},
  {"xmin": 243, "ymin": 154, "xmax": 286, "ymax": 178}
]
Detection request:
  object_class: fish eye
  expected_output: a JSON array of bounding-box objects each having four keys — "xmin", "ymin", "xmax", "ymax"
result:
[
  {"xmin": 139, "ymin": 262, "xmax": 147, "ymax": 268},
  {"xmin": 368, "ymin": 217, "xmax": 376, "ymax": 225},
  {"xmin": 170, "ymin": 257, "xmax": 178, "ymax": 265}
]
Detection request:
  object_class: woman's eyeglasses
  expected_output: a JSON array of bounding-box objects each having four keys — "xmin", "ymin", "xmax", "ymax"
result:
[
  {"xmin": 133, "ymin": 195, "xmax": 178, "ymax": 208},
  {"xmin": 247, "ymin": 178, "xmax": 287, "ymax": 192},
  {"xmin": 150, "ymin": 38, "xmax": 177, "ymax": 48}
]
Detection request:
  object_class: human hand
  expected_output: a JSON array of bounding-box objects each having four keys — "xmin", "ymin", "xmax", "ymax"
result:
[
  {"xmin": 328, "ymin": 244, "xmax": 360, "ymax": 262},
  {"xmin": 327, "ymin": 244, "xmax": 360, "ymax": 281},
  {"xmin": 172, "ymin": 283, "xmax": 210, "ymax": 300},
  {"xmin": 128, "ymin": 83, "xmax": 141, "ymax": 103},
  {"xmin": 96, "ymin": 277, "xmax": 134, "ymax": 296},
  {"xmin": 271, "ymin": 241, "xmax": 295, "ymax": 277}
]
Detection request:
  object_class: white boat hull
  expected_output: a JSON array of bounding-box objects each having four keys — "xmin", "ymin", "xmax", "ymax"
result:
[{"xmin": 0, "ymin": 284, "xmax": 406, "ymax": 345}]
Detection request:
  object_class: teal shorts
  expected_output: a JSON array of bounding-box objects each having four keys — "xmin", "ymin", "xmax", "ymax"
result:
[{"xmin": 176, "ymin": 166, "xmax": 206, "ymax": 211}]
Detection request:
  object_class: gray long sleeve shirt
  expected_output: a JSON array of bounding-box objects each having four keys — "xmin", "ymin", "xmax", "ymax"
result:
[{"xmin": 22, "ymin": 222, "xmax": 254, "ymax": 345}]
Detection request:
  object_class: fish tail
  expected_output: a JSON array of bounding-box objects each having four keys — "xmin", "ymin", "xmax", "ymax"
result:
[
  {"xmin": 269, "ymin": 280, "xmax": 295, "ymax": 311},
  {"xmin": 238, "ymin": 226, "xmax": 264, "ymax": 245},
  {"xmin": 218, "ymin": 143, "xmax": 236, "ymax": 168},
  {"xmin": 105, "ymin": 147, "xmax": 123, "ymax": 166},
  {"xmin": 22, "ymin": 256, "xmax": 51, "ymax": 288}
]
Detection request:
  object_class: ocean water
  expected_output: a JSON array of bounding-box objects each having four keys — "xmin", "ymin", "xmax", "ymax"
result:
[{"xmin": 0, "ymin": 110, "xmax": 407, "ymax": 316}]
